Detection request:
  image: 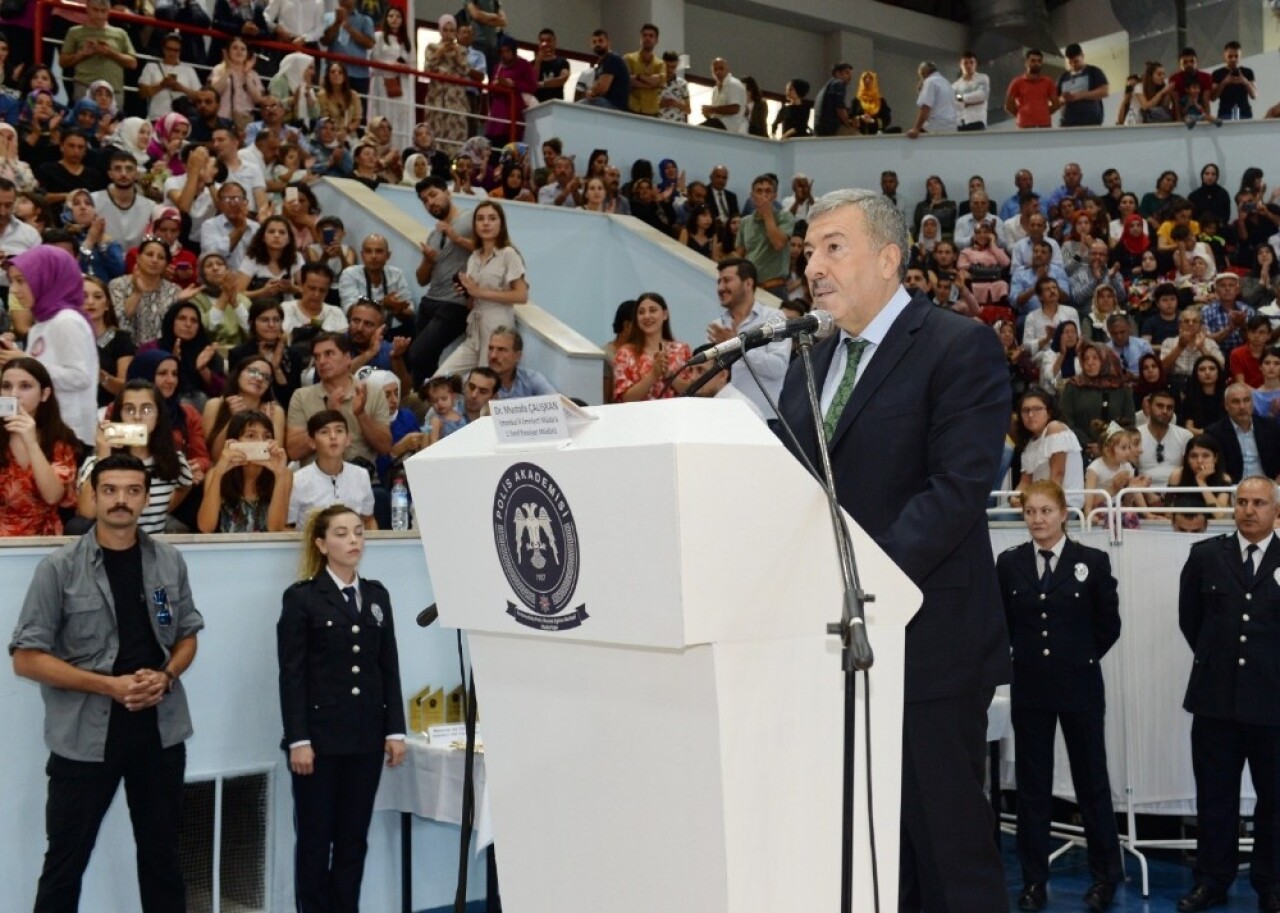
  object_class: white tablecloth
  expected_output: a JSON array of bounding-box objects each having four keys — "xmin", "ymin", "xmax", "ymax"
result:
[{"xmin": 374, "ymin": 735, "xmax": 494, "ymax": 850}]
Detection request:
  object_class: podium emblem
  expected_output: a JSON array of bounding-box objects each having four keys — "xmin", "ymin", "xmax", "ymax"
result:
[{"xmin": 493, "ymin": 462, "xmax": 588, "ymax": 631}]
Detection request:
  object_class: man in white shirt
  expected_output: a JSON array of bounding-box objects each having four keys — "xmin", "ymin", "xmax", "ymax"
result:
[
  {"xmin": 137, "ymin": 33, "xmax": 200, "ymax": 121},
  {"xmin": 953, "ymin": 52, "xmax": 989, "ymax": 131},
  {"xmin": 0, "ymin": 179, "xmax": 41, "ymax": 284},
  {"xmin": 907, "ymin": 61, "xmax": 958, "ymax": 138},
  {"xmin": 705, "ymin": 257, "xmax": 790, "ymax": 418},
  {"xmin": 537, "ymin": 156, "xmax": 581, "ymax": 208},
  {"xmin": 264, "ymin": 0, "xmax": 326, "ymax": 47},
  {"xmin": 953, "ymin": 191, "xmax": 1002, "ymax": 250},
  {"xmin": 198, "ymin": 182, "xmax": 260, "ymax": 270},
  {"xmin": 210, "ymin": 126, "xmax": 267, "ymax": 216},
  {"xmin": 337, "ymin": 235, "xmax": 413, "ymax": 334},
  {"xmin": 1010, "ymin": 212, "xmax": 1064, "ymax": 271},
  {"xmin": 92, "ymin": 150, "xmax": 153, "ymax": 252},
  {"xmin": 700, "ymin": 57, "xmax": 747, "ymax": 134},
  {"xmin": 1136, "ymin": 390, "xmax": 1193, "ymax": 490}
]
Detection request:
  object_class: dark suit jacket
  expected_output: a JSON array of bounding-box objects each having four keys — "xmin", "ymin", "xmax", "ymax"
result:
[
  {"xmin": 1205, "ymin": 414, "xmax": 1280, "ymax": 482},
  {"xmin": 1180, "ymin": 533, "xmax": 1280, "ymax": 726},
  {"xmin": 997, "ymin": 539, "xmax": 1120, "ymax": 712},
  {"xmin": 277, "ymin": 574, "xmax": 406, "ymax": 753},
  {"xmin": 707, "ymin": 188, "xmax": 739, "ymax": 222},
  {"xmin": 776, "ymin": 294, "xmax": 1013, "ymax": 703}
]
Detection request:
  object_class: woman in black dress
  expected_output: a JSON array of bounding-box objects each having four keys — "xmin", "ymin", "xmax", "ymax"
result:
[{"xmin": 278, "ymin": 504, "xmax": 406, "ymax": 913}]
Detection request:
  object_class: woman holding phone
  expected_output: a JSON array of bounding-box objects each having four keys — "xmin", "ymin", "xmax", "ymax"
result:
[
  {"xmin": 196, "ymin": 410, "xmax": 291, "ymax": 532},
  {"xmin": 0, "ymin": 358, "xmax": 80, "ymax": 536},
  {"xmin": 278, "ymin": 503, "xmax": 406, "ymax": 913},
  {"xmin": 613, "ymin": 291, "xmax": 694, "ymax": 401}
]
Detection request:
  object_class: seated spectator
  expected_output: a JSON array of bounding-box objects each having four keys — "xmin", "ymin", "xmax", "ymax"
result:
[
  {"xmin": 304, "ymin": 216, "xmax": 359, "ymax": 292},
  {"xmin": 78, "ymin": 379, "xmax": 194, "ymax": 533},
  {"xmin": 912, "ymin": 175, "xmax": 957, "ymax": 238},
  {"xmin": 1014, "ymin": 386, "xmax": 1085, "ymax": 510},
  {"xmin": 1104, "ymin": 312, "xmax": 1152, "ymax": 378},
  {"xmin": 1013, "ymin": 248, "xmax": 1071, "ymax": 321},
  {"xmin": 338, "ymin": 234, "xmax": 413, "ymax": 335},
  {"xmin": 1111, "ymin": 212, "xmax": 1153, "ymax": 278},
  {"xmin": 109, "ymin": 237, "xmax": 181, "ymax": 347},
  {"xmin": 164, "ymin": 145, "xmax": 225, "ymax": 251},
  {"xmin": 92, "ymin": 150, "xmax": 153, "ymax": 253},
  {"xmin": 106, "ymin": 117, "xmax": 152, "ymax": 169},
  {"xmin": 996, "ymin": 319, "xmax": 1039, "ymax": 400},
  {"xmin": 37, "ymin": 131, "xmax": 106, "ymax": 205},
  {"xmin": 0, "ymin": 358, "xmax": 79, "ymax": 536},
  {"xmin": 196, "ymin": 410, "xmax": 291, "ymax": 532},
  {"xmin": 487, "ymin": 162, "xmax": 534, "ymax": 203},
  {"xmin": 614, "ymin": 292, "xmax": 694, "ymax": 401},
  {"xmin": 1126, "ymin": 251, "xmax": 1167, "ymax": 312},
  {"xmin": 1036, "ymin": 320, "xmax": 1081, "ymax": 390},
  {"xmin": 60, "ymin": 189, "xmax": 125, "ymax": 283},
  {"xmin": 1135, "ymin": 388, "xmax": 1192, "ymax": 489},
  {"xmin": 188, "ymin": 86, "xmax": 235, "ymax": 145},
  {"xmin": 306, "ymin": 118, "xmax": 353, "ymax": 179},
  {"xmin": 125, "ymin": 348, "xmax": 212, "ymax": 481},
  {"xmin": 1084, "ymin": 422, "xmax": 1150, "ymax": 516},
  {"xmin": 239, "ymin": 215, "xmax": 304, "ymax": 306},
  {"xmin": 1181, "ymin": 355, "xmax": 1228, "ymax": 433},
  {"xmin": 83, "ymin": 275, "xmax": 135, "ymax": 407},
  {"xmin": 538, "ymin": 156, "xmax": 581, "ymax": 208},
  {"xmin": 229, "ymin": 301, "xmax": 302, "ymax": 406},
  {"xmin": 0, "ymin": 124, "xmax": 38, "ymax": 194},
  {"xmin": 425, "ymin": 371, "xmax": 497, "ymax": 445},
  {"xmin": 155, "ymin": 301, "xmax": 226, "ymax": 410},
  {"xmin": 1059, "ymin": 342, "xmax": 1135, "ymax": 457},
  {"xmin": 125, "ymin": 207, "xmax": 198, "ymax": 289},
  {"xmin": 1011, "ymin": 212, "xmax": 1063, "ymax": 271},
  {"xmin": 1107, "ymin": 193, "xmax": 1144, "ymax": 247},
  {"xmin": 401, "ymin": 123, "xmax": 451, "ymax": 178},
  {"xmin": 1156, "ymin": 199, "xmax": 1199, "ymax": 251},
  {"xmin": 268, "ymin": 53, "xmax": 319, "ymax": 126},
  {"xmin": 1133, "ymin": 354, "xmax": 1169, "ymax": 411},
  {"xmin": 202, "ymin": 355, "xmax": 287, "ymax": 462},
  {"xmin": 734, "ymin": 175, "xmax": 794, "ymax": 291},
  {"xmin": 1140, "ymin": 170, "xmax": 1180, "ymax": 229},
  {"xmin": 485, "ymin": 326, "xmax": 556, "ymax": 400},
  {"xmin": 1230, "ymin": 315, "xmax": 1273, "ymax": 388},
  {"xmin": 679, "ymin": 204, "xmax": 720, "ymax": 260},
  {"xmin": 349, "ymin": 141, "xmax": 385, "ymax": 190},
  {"xmin": 189, "ymin": 252, "xmax": 250, "ymax": 348},
  {"xmin": 5, "ymin": 246, "xmax": 99, "ymax": 447},
  {"xmin": 363, "ymin": 116, "xmax": 403, "ymax": 184},
  {"xmin": 1202, "ymin": 272, "xmax": 1255, "ymax": 353},
  {"xmin": 957, "ymin": 223, "xmax": 1009, "ymax": 306},
  {"xmin": 1208, "ymin": 382, "xmax": 1280, "ymax": 482},
  {"xmin": 953, "ymin": 191, "xmax": 1002, "ymax": 251},
  {"xmin": 286, "ymin": 409, "xmax": 376, "ymax": 528},
  {"xmin": 1160, "ymin": 307, "xmax": 1224, "ymax": 385},
  {"xmin": 909, "ymin": 215, "xmax": 942, "ymax": 272},
  {"xmin": 146, "ymin": 113, "xmax": 192, "ymax": 182},
  {"xmin": 357, "ymin": 368, "xmax": 421, "ymax": 480},
  {"xmin": 283, "ymin": 263, "xmax": 346, "ymax": 339},
  {"xmin": 200, "ymin": 182, "xmax": 261, "ymax": 271},
  {"xmin": 438, "ymin": 202, "xmax": 529, "ymax": 375},
  {"xmin": 285, "ymin": 332, "xmax": 391, "ymax": 470},
  {"xmin": 209, "ymin": 37, "xmax": 266, "ymax": 130},
  {"xmin": 1168, "ymin": 433, "xmax": 1232, "ymax": 510},
  {"xmin": 345, "ymin": 298, "xmax": 399, "ymax": 373},
  {"xmin": 1081, "ymin": 282, "xmax": 1129, "ymax": 343}
]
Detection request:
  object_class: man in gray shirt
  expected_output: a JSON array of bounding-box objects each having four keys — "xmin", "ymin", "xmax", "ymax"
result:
[
  {"xmin": 410, "ymin": 176, "xmax": 476, "ymax": 384},
  {"xmin": 10, "ymin": 453, "xmax": 204, "ymax": 913}
]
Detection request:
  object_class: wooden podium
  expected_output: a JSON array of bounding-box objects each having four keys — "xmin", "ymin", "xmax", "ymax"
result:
[{"xmin": 404, "ymin": 399, "xmax": 921, "ymax": 912}]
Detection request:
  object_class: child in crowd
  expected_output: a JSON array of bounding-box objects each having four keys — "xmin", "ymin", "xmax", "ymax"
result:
[
  {"xmin": 1253, "ymin": 347, "xmax": 1280, "ymax": 419},
  {"xmin": 1084, "ymin": 422, "xmax": 1152, "ymax": 524},
  {"xmin": 425, "ymin": 375, "xmax": 465, "ymax": 445},
  {"xmin": 287, "ymin": 410, "xmax": 376, "ymax": 528}
]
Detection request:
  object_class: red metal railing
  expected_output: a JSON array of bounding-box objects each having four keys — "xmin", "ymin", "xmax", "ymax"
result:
[{"xmin": 32, "ymin": 0, "xmax": 519, "ymax": 144}]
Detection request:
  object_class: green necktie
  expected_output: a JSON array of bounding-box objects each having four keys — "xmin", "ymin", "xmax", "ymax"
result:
[{"xmin": 823, "ymin": 338, "xmax": 870, "ymax": 442}]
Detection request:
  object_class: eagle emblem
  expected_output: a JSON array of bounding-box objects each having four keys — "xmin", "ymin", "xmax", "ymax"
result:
[{"xmin": 513, "ymin": 502, "xmax": 559, "ymax": 570}]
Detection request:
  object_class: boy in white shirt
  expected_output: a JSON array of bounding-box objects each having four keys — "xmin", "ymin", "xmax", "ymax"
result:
[{"xmin": 288, "ymin": 410, "xmax": 376, "ymax": 528}]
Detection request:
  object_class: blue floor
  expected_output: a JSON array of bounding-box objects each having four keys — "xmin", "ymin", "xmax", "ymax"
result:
[{"xmin": 1002, "ymin": 835, "xmax": 1261, "ymax": 911}]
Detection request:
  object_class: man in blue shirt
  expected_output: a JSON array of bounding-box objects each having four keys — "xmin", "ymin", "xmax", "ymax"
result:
[
  {"xmin": 487, "ymin": 327, "xmax": 557, "ymax": 400},
  {"xmin": 580, "ymin": 29, "xmax": 630, "ymax": 111},
  {"xmin": 322, "ymin": 0, "xmax": 375, "ymax": 96}
]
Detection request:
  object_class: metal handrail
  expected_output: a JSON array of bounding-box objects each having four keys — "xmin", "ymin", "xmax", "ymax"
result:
[{"xmin": 32, "ymin": 0, "xmax": 520, "ymax": 143}]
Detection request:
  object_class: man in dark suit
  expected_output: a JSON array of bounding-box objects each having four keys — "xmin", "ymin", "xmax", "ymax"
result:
[
  {"xmin": 1206, "ymin": 383, "xmax": 1280, "ymax": 482},
  {"xmin": 1177, "ymin": 477, "xmax": 1280, "ymax": 913},
  {"xmin": 997, "ymin": 486, "xmax": 1123, "ymax": 912},
  {"xmin": 777, "ymin": 188, "xmax": 1012, "ymax": 912},
  {"xmin": 706, "ymin": 163, "xmax": 740, "ymax": 222}
]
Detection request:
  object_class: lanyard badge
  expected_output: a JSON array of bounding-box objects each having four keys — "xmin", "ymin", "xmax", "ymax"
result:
[{"xmin": 153, "ymin": 588, "xmax": 173, "ymax": 627}]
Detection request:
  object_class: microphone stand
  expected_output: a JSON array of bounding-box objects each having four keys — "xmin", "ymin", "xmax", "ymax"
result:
[
  {"xmin": 793, "ymin": 330, "xmax": 878, "ymax": 913},
  {"xmin": 676, "ymin": 349, "xmax": 742, "ymax": 398}
]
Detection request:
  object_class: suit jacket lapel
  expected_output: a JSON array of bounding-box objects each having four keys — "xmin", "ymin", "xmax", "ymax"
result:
[
  {"xmin": 792, "ymin": 332, "xmax": 841, "ymax": 466},
  {"xmin": 1045, "ymin": 539, "xmax": 1078, "ymax": 592},
  {"xmin": 1246, "ymin": 537, "xmax": 1280, "ymax": 590},
  {"xmin": 829, "ymin": 301, "xmax": 927, "ymax": 450}
]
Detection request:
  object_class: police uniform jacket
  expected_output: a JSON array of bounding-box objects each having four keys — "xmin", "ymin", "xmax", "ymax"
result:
[
  {"xmin": 277, "ymin": 574, "xmax": 406, "ymax": 754},
  {"xmin": 1180, "ymin": 533, "xmax": 1280, "ymax": 727},
  {"xmin": 996, "ymin": 538, "xmax": 1120, "ymax": 712}
]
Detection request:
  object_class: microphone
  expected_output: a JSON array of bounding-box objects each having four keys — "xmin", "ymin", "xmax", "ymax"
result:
[
  {"xmin": 417, "ymin": 604, "xmax": 439, "ymax": 628},
  {"xmin": 687, "ymin": 311, "xmax": 835, "ymax": 367}
]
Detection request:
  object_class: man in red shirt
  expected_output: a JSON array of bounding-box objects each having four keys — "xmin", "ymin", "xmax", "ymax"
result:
[
  {"xmin": 1168, "ymin": 47, "xmax": 1216, "ymax": 120},
  {"xmin": 1005, "ymin": 48, "xmax": 1058, "ymax": 128}
]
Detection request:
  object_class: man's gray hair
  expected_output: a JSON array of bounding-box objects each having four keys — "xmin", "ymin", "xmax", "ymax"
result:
[
  {"xmin": 491, "ymin": 325, "xmax": 524, "ymax": 351},
  {"xmin": 807, "ymin": 188, "xmax": 910, "ymax": 280},
  {"xmin": 919, "ymin": 61, "xmax": 938, "ymax": 76},
  {"xmin": 1237, "ymin": 476, "xmax": 1280, "ymax": 503}
]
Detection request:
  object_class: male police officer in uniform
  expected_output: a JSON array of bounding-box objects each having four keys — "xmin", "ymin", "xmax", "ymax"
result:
[{"xmin": 1178, "ymin": 476, "xmax": 1280, "ymax": 913}]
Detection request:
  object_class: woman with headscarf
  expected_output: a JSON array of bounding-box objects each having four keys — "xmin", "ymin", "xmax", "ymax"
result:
[
  {"xmin": 485, "ymin": 35, "xmax": 537, "ymax": 143},
  {"xmin": 18, "ymin": 90, "xmax": 61, "ymax": 167},
  {"xmin": 400, "ymin": 153, "xmax": 431, "ymax": 187},
  {"xmin": 2, "ymin": 246, "xmax": 100, "ymax": 446},
  {"xmin": 1058, "ymin": 342, "xmax": 1135, "ymax": 458},
  {"xmin": 156, "ymin": 300, "xmax": 227, "ymax": 410},
  {"xmin": 68, "ymin": 97, "xmax": 105, "ymax": 149},
  {"xmin": 146, "ymin": 112, "xmax": 191, "ymax": 178},
  {"xmin": 269, "ymin": 53, "xmax": 320, "ymax": 125},
  {"xmin": 368, "ymin": 5, "xmax": 414, "ymax": 150},
  {"xmin": 86, "ymin": 80, "xmax": 118, "ymax": 122},
  {"xmin": 306, "ymin": 117, "xmax": 353, "ymax": 178},
  {"xmin": 910, "ymin": 213, "xmax": 942, "ymax": 271},
  {"xmin": 124, "ymin": 347, "xmax": 211, "ymax": 483},
  {"xmin": 852, "ymin": 70, "xmax": 892, "ymax": 134},
  {"xmin": 459, "ymin": 135, "xmax": 496, "ymax": 191},
  {"xmin": 109, "ymin": 116, "xmax": 154, "ymax": 167},
  {"xmin": 423, "ymin": 13, "xmax": 471, "ymax": 150},
  {"xmin": 1110, "ymin": 213, "xmax": 1151, "ymax": 277},
  {"xmin": 364, "ymin": 115, "xmax": 403, "ymax": 183},
  {"xmin": 401, "ymin": 122, "xmax": 449, "ymax": 177},
  {"xmin": 188, "ymin": 251, "xmax": 250, "ymax": 348},
  {"xmin": 655, "ymin": 158, "xmax": 685, "ymax": 208},
  {"xmin": 0, "ymin": 123, "xmax": 36, "ymax": 192}
]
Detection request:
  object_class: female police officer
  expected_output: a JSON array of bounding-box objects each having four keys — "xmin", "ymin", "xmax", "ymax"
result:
[
  {"xmin": 997, "ymin": 479, "xmax": 1124, "ymax": 912},
  {"xmin": 277, "ymin": 503, "xmax": 407, "ymax": 913}
]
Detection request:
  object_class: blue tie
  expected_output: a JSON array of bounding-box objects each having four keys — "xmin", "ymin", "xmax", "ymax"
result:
[
  {"xmin": 1038, "ymin": 549, "xmax": 1055, "ymax": 592},
  {"xmin": 341, "ymin": 585, "xmax": 360, "ymax": 621}
]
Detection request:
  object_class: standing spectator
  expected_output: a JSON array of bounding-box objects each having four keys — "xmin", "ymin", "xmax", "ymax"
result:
[
  {"xmin": 266, "ymin": 0, "xmax": 327, "ymax": 49},
  {"xmin": 907, "ymin": 61, "xmax": 957, "ymax": 138},
  {"xmin": 277, "ymin": 502, "xmax": 404, "ymax": 911},
  {"xmin": 1212, "ymin": 41, "xmax": 1256, "ymax": 121},
  {"xmin": 10, "ymin": 452, "xmax": 202, "ymax": 911},
  {"xmin": 773, "ymin": 78, "xmax": 812, "ymax": 139},
  {"xmin": 0, "ymin": 358, "xmax": 79, "ymax": 535},
  {"xmin": 486, "ymin": 36, "xmax": 537, "ymax": 143},
  {"xmin": 58, "ymin": 0, "xmax": 137, "ymax": 102},
  {"xmin": 464, "ymin": 0, "xmax": 506, "ymax": 72},
  {"xmin": 368, "ymin": 7, "xmax": 413, "ymax": 150},
  {"xmin": 658, "ymin": 51, "xmax": 690, "ymax": 124},
  {"xmin": 625, "ymin": 24, "xmax": 664, "ymax": 117},
  {"xmin": 534, "ymin": 29, "xmax": 570, "ymax": 103},
  {"xmin": 207, "ymin": 37, "xmax": 266, "ymax": 131},
  {"xmin": 337, "ymin": 234, "xmax": 413, "ymax": 336},
  {"xmin": 211, "ymin": 0, "xmax": 269, "ymax": 54},
  {"xmin": 438, "ymin": 202, "xmax": 529, "ymax": 375},
  {"xmin": 410, "ymin": 176, "xmax": 475, "ymax": 384},
  {"xmin": 701, "ymin": 58, "xmax": 747, "ymax": 133},
  {"xmin": 953, "ymin": 51, "xmax": 989, "ymax": 131},
  {"xmin": 581, "ymin": 30, "xmax": 629, "ymax": 111},
  {"xmin": 1177, "ymin": 478, "xmax": 1280, "ymax": 913},
  {"xmin": 321, "ymin": 0, "xmax": 374, "ymax": 97},
  {"xmin": 422, "ymin": 16, "xmax": 471, "ymax": 150},
  {"xmin": 1056, "ymin": 43, "xmax": 1109, "ymax": 127},
  {"xmin": 317, "ymin": 63, "xmax": 363, "ymax": 138},
  {"xmin": 1005, "ymin": 49, "xmax": 1057, "ymax": 128},
  {"xmin": 817, "ymin": 64, "xmax": 855, "ymax": 136},
  {"xmin": 613, "ymin": 292, "xmax": 693, "ymax": 401},
  {"xmin": 5, "ymin": 247, "xmax": 99, "ymax": 446},
  {"xmin": 1168, "ymin": 48, "xmax": 1215, "ymax": 123},
  {"xmin": 138, "ymin": 33, "xmax": 200, "ymax": 123},
  {"xmin": 743, "ymin": 76, "xmax": 769, "ymax": 137}
]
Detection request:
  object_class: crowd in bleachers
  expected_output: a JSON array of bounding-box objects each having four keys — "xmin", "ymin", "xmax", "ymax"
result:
[{"xmin": 0, "ymin": 3, "xmax": 1276, "ymax": 537}]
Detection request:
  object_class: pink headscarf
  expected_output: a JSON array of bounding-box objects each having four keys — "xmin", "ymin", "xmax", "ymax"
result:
[
  {"xmin": 9, "ymin": 247, "xmax": 91, "ymax": 327},
  {"xmin": 437, "ymin": 13, "xmax": 456, "ymax": 30},
  {"xmin": 146, "ymin": 112, "xmax": 191, "ymax": 174}
]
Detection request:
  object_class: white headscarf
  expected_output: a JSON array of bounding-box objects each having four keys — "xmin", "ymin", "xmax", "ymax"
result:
[
  {"xmin": 401, "ymin": 153, "xmax": 427, "ymax": 186},
  {"xmin": 278, "ymin": 52, "xmax": 316, "ymax": 121},
  {"xmin": 110, "ymin": 117, "xmax": 151, "ymax": 165}
]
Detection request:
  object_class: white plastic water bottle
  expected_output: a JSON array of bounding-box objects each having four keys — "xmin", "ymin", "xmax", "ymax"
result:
[{"xmin": 391, "ymin": 476, "xmax": 411, "ymax": 530}]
